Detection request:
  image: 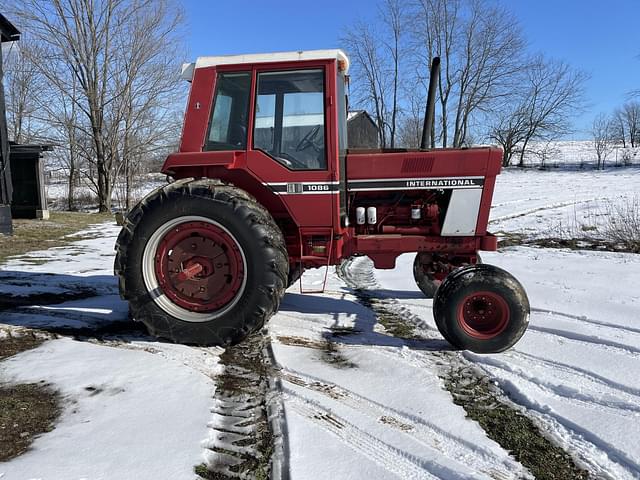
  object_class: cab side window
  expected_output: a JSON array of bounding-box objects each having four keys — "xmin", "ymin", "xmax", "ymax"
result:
[
  {"xmin": 254, "ymin": 69, "xmax": 326, "ymax": 170},
  {"xmin": 206, "ymin": 72, "xmax": 251, "ymax": 150}
]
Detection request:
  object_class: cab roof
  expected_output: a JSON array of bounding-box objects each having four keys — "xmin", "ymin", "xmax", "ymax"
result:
[{"xmin": 181, "ymin": 49, "xmax": 349, "ymax": 81}]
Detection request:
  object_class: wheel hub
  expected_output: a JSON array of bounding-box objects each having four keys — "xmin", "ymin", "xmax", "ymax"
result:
[
  {"xmin": 457, "ymin": 291, "xmax": 510, "ymax": 339},
  {"xmin": 154, "ymin": 221, "xmax": 245, "ymax": 313}
]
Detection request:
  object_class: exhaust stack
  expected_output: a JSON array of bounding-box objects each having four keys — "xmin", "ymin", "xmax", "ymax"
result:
[{"xmin": 420, "ymin": 57, "xmax": 440, "ymax": 150}]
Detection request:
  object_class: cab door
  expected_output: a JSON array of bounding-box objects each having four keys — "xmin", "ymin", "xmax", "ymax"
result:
[{"xmin": 246, "ymin": 62, "xmax": 339, "ymax": 228}]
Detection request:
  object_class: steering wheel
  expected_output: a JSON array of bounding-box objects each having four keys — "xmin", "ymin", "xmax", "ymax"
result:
[
  {"xmin": 295, "ymin": 125, "xmax": 321, "ymax": 152},
  {"xmin": 277, "ymin": 152, "xmax": 308, "ymax": 170}
]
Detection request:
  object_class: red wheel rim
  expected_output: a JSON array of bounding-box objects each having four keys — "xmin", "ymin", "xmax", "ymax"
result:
[
  {"xmin": 154, "ymin": 221, "xmax": 245, "ymax": 313},
  {"xmin": 456, "ymin": 291, "xmax": 510, "ymax": 339}
]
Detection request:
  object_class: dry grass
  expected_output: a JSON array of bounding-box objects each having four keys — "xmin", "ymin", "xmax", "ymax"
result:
[
  {"xmin": 0, "ymin": 335, "xmax": 61, "ymax": 462},
  {"xmin": 0, "ymin": 212, "xmax": 114, "ymax": 264},
  {"xmin": 0, "ymin": 383, "xmax": 61, "ymax": 462},
  {"xmin": 604, "ymin": 196, "xmax": 640, "ymax": 253}
]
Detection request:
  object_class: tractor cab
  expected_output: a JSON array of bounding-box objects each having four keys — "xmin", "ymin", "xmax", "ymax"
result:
[{"xmin": 171, "ymin": 50, "xmax": 349, "ymax": 233}]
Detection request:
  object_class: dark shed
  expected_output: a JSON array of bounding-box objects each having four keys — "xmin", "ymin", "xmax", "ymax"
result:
[
  {"xmin": 0, "ymin": 13, "xmax": 20, "ymax": 234},
  {"xmin": 10, "ymin": 143, "xmax": 52, "ymax": 219}
]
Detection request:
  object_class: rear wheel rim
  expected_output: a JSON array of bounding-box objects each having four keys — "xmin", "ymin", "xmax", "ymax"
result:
[
  {"xmin": 456, "ymin": 290, "xmax": 509, "ymax": 339},
  {"xmin": 142, "ymin": 216, "xmax": 247, "ymax": 322}
]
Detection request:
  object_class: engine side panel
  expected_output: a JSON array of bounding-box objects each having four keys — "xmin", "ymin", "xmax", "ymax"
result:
[{"xmin": 346, "ymin": 147, "xmax": 501, "ymax": 236}]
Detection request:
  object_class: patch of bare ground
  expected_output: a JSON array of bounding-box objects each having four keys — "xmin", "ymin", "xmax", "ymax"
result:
[
  {"xmin": 0, "ymin": 331, "xmax": 45, "ymax": 360},
  {"xmin": 498, "ymin": 232, "xmax": 638, "ymax": 254},
  {"xmin": 0, "ymin": 212, "xmax": 113, "ymax": 264},
  {"xmin": 445, "ymin": 367, "xmax": 591, "ymax": 480},
  {"xmin": 0, "ymin": 333, "xmax": 62, "ymax": 462}
]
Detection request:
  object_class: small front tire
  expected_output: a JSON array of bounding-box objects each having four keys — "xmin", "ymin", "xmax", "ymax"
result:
[{"xmin": 433, "ymin": 264, "xmax": 529, "ymax": 353}]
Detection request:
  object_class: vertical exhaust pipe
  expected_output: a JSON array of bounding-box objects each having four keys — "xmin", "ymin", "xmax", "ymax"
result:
[{"xmin": 420, "ymin": 56, "xmax": 440, "ymax": 150}]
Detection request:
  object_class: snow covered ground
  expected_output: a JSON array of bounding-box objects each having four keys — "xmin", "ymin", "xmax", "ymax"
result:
[
  {"xmin": 1, "ymin": 165, "xmax": 639, "ymax": 479},
  {"xmin": 491, "ymin": 167, "xmax": 639, "ymax": 241},
  {"xmin": 371, "ymin": 249, "xmax": 640, "ymax": 479}
]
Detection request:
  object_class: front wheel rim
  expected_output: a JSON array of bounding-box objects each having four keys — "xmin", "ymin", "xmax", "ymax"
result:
[
  {"xmin": 456, "ymin": 290, "xmax": 510, "ymax": 339},
  {"xmin": 142, "ymin": 216, "xmax": 247, "ymax": 322}
]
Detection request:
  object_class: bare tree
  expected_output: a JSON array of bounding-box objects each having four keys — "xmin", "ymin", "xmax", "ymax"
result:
[
  {"xmin": 10, "ymin": 0, "xmax": 185, "ymax": 212},
  {"xmin": 610, "ymin": 108, "xmax": 628, "ymax": 148},
  {"xmin": 413, "ymin": 0, "xmax": 525, "ymax": 148},
  {"xmin": 622, "ymin": 102, "xmax": 639, "ymax": 148},
  {"xmin": 489, "ymin": 56, "xmax": 587, "ymax": 166},
  {"xmin": 592, "ymin": 113, "xmax": 613, "ymax": 170},
  {"xmin": 381, "ymin": 0, "xmax": 404, "ymax": 148},
  {"xmin": 3, "ymin": 39, "xmax": 46, "ymax": 143},
  {"xmin": 342, "ymin": 0, "xmax": 406, "ymax": 148}
]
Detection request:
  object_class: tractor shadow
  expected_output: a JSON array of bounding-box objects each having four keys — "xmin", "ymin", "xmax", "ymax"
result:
[
  {"xmin": 1, "ymin": 269, "xmax": 450, "ymax": 352},
  {"xmin": 0, "ymin": 270, "xmax": 149, "ymax": 342},
  {"xmin": 279, "ymin": 292, "xmax": 450, "ymax": 352}
]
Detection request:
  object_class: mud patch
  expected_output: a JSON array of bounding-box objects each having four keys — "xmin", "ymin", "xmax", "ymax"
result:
[{"xmin": 197, "ymin": 332, "xmax": 282, "ymax": 480}]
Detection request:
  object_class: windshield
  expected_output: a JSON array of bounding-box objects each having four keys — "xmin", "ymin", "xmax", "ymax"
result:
[{"xmin": 254, "ymin": 69, "xmax": 326, "ymax": 170}]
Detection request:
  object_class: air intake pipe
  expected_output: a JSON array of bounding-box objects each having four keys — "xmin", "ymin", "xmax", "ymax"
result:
[{"xmin": 420, "ymin": 56, "xmax": 440, "ymax": 150}]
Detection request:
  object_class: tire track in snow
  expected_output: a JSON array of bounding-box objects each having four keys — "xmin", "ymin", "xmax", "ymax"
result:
[
  {"xmin": 489, "ymin": 375, "xmax": 640, "ymax": 479},
  {"xmin": 277, "ymin": 366, "xmax": 524, "ymax": 480},
  {"xmin": 531, "ymin": 307, "xmax": 640, "ymax": 336},
  {"xmin": 489, "ymin": 198, "xmax": 599, "ymax": 223},
  {"xmin": 510, "ymin": 350, "xmax": 640, "ymax": 399},
  {"xmin": 284, "ymin": 387, "xmax": 454, "ymax": 480},
  {"xmin": 527, "ymin": 325, "xmax": 640, "ymax": 357},
  {"xmin": 469, "ymin": 353, "xmax": 640, "ymax": 416},
  {"xmin": 339, "ymin": 257, "xmax": 601, "ymax": 480}
]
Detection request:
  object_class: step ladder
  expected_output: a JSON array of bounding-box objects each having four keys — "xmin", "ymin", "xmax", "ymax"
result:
[{"xmin": 297, "ymin": 228, "xmax": 334, "ymax": 294}]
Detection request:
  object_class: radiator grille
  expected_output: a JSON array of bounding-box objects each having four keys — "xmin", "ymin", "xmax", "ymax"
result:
[{"xmin": 401, "ymin": 156, "xmax": 434, "ymax": 173}]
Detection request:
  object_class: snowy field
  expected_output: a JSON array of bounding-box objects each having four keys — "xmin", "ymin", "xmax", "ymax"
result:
[
  {"xmin": 1, "ymin": 164, "xmax": 639, "ymax": 479},
  {"xmin": 491, "ymin": 167, "xmax": 639, "ymax": 241}
]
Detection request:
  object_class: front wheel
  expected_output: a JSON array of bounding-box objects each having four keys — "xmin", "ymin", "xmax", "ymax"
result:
[
  {"xmin": 433, "ymin": 264, "xmax": 529, "ymax": 353},
  {"xmin": 413, "ymin": 253, "xmax": 481, "ymax": 298}
]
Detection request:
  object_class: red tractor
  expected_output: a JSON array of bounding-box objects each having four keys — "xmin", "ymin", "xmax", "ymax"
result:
[{"xmin": 114, "ymin": 50, "xmax": 529, "ymax": 353}]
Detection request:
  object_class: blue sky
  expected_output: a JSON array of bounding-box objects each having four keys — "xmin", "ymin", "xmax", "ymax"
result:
[{"xmin": 182, "ymin": 0, "xmax": 640, "ymax": 139}]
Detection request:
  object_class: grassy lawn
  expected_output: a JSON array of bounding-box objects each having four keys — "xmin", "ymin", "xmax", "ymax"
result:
[{"xmin": 0, "ymin": 212, "xmax": 114, "ymax": 264}]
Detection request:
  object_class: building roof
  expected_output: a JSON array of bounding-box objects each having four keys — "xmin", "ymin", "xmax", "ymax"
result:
[
  {"xmin": 347, "ymin": 110, "xmax": 377, "ymax": 127},
  {"xmin": 348, "ymin": 110, "xmax": 366, "ymax": 121},
  {"xmin": 0, "ymin": 14, "xmax": 20, "ymax": 43},
  {"xmin": 181, "ymin": 49, "xmax": 349, "ymax": 81}
]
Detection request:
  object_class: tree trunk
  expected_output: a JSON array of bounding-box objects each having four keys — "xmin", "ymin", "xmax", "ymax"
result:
[
  {"xmin": 518, "ymin": 137, "xmax": 530, "ymax": 167},
  {"xmin": 67, "ymin": 154, "xmax": 76, "ymax": 211}
]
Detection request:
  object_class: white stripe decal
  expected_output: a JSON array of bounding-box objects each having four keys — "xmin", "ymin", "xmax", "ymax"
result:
[{"xmin": 348, "ymin": 175, "xmax": 484, "ymax": 183}]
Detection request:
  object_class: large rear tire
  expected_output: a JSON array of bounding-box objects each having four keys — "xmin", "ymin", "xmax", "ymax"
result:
[
  {"xmin": 114, "ymin": 179, "xmax": 288, "ymax": 346},
  {"xmin": 433, "ymin": 264, "xmax": 529, "ymax": 353}
]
